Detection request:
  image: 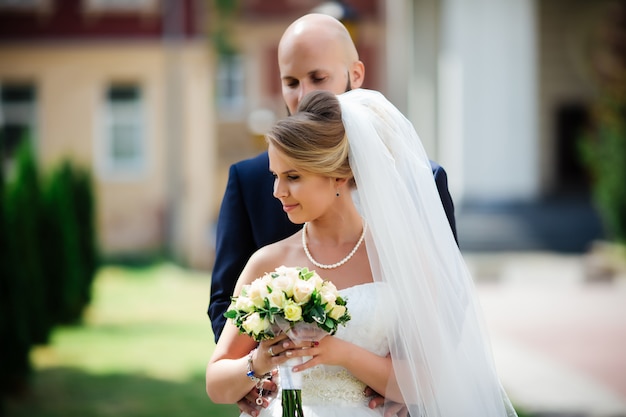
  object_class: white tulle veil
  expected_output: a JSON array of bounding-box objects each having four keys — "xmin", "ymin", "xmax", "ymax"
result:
[{"xmin": 337, "ymin": 89, "xmax": 518, "ymax": 417}]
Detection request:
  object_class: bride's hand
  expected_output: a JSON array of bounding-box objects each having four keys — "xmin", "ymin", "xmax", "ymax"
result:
[
  {"xmin": 365, "ymin": 387, "xmax": 409, "ymax": 417},
  {"xmin": 254, "ymin": 334, "xmax": 293, "ymax": 374},
  {"xmin": 236, "ymin": 374, "xmax": 277, "ymax": 416},
  {"xmin": 281, "ymin": 336, "xmax": 346, "ymax": 371}
]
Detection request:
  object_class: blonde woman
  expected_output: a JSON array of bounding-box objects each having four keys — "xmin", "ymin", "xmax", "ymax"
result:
[{"xmin": 206, "ymin": 89, "xmax": 517, "ymax": 417}]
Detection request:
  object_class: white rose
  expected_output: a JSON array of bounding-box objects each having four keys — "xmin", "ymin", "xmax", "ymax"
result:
[
  {"xmin": 329, "ymin": 305, "xmax": 347, "ymax": 321},
  {"xmin": 276, "ymin": 265, "xmax": 300, "ymax": 282},
  {"xmin": 267, "ymin": 289, "xmax": 286, "ymax": 309},
  {"xmin": 242, "ymin": 312, "xmax": 270, "ymax": 336},
  {"xmin": 260, "ymin": 273, "xmax": 274, "ymax": 287},
  {"xmin": 293, "ymin": 279, "xmax": 315, "ymax": 304},
  {"xmin": 308, "ymin": 272, "xmax": 324, "ymax": 290},
  {"xmin": 319, "ymin": 285, "xmax": 338, "ymax": 308},
  {"xmin": 248, "ymin": 278, "xmax": 270, "ymax": 308},
  {"xmin": 235, "ymin": 295, "xmax": 255, "ymax": 313},
  {"xmin": 272, "ymin": 272, "xmax": 295, "ymax": 298}
]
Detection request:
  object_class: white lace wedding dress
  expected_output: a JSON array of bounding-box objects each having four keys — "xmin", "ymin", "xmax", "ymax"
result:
[{"xmin": 246, "ymin": 282, "xmax": 389, "ymax": 417}]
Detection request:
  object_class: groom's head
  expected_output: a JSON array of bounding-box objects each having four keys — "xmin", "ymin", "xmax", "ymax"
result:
[{"xmin": 278, "ymin": 13, "xmax": 365, "ymax": 115}]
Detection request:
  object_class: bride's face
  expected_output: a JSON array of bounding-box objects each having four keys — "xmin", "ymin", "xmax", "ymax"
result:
[{"xmin": 268, "ymin": 144, "xmax": 336, "ymax": 224}]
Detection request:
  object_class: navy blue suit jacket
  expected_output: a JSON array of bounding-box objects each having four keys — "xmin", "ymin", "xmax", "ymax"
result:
[{"xmin": 208, "ymin": 151, "xmax": 457, "ymax": 341}]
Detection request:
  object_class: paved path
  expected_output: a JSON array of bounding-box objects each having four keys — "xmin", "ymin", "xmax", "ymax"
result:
[{"xmin": 465, "ymin": 252, "xmax": 626, "ymax": 417}]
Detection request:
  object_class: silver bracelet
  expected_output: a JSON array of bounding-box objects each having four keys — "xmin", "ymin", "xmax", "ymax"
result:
[{"xmin": 246, "ymin": 348, "xmax": 272, "ymax": 406}]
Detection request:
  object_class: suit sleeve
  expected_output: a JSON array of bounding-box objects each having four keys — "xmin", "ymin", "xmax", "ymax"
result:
[
  {"xmin": 431, "ymin": 163, "xmax": 459, "ymax": 245},
  {"xmin": 208, "ymin": 163, "xmax": 257, "ymax": 342}
]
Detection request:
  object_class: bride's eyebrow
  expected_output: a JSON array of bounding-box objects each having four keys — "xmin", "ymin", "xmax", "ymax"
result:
[{"xmin": 268, "ymin": 169, "xmax": 299, "ymax": 175}]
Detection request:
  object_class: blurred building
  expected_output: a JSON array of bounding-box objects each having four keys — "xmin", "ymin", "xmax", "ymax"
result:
[
  {"xmin": 396, "ymin": 0, "xmax": 607, "ymax": 206},
  {"xmin": 0, "ymin": 0, "xmax": 613, "ymax": 268},
  {"xmin": 216, "ymin": 0, "xmax": 610, "ymax": 205},
  {"xmin": 0, "ymin": 0, "xmax": 216, "ymax": 269}
]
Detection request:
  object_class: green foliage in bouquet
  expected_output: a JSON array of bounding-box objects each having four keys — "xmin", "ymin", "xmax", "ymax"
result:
[{"xmin": 225, "ymin": 266, "xmax": 351, "ymax": 342}]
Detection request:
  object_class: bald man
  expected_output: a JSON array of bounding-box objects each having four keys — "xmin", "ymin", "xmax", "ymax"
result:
[{"xmin": 209, "ymin": 12, "xmax": 456, "ymax": 339}]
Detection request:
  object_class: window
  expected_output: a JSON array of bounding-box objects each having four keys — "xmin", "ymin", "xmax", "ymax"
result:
[
  {"xmin": 0, "ymin": 83, "xmax": 37, "ymax": 168},
  {"xmin": 216, "ymin": 54, "xmax": 245, "ymax": 118},
  {"xmin": 99, "ymin": 84, "xmax": 146, "ymax": 178},
  {"xmin": 0, "ymin": 0, "xmax": 48, "ymax": 9},
  {"xmin": 84, "ymin": 0, "xmax": 158, "ymax": 13}
]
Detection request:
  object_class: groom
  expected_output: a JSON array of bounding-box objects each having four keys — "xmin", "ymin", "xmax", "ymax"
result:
[{"xmin": 208, "ymin": 12, "xmax": 457, "ymax": 417}]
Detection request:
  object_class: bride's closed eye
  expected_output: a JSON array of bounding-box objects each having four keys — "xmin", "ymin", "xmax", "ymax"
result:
[{"xmin": 270, "ymin": 171, "xmax": 300, "ymax": 181}]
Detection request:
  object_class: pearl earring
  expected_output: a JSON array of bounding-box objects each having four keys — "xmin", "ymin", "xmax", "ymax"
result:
[{"xmin": 336, "ymin": 191, "xmax": 340, "ymax": 197}]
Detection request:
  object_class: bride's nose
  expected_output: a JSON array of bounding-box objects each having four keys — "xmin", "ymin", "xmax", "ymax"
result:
[{"xmin": 273, "ymin": 178, "xmax": 288, "ymax": 198}]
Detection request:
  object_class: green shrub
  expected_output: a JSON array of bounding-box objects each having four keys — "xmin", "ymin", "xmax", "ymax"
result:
[
  {"xmin": 41, "ymin": 160, "xmax": 99, "ymax": 323},
  {"xmin": 1, "ymin": 142, "xmax": 45, "ymax": 397},
  {"xmin": 1, "ymin": 142, "xmax": 100, "ymax": 397},
  {"xmin": 580, "ymin": 99, "xmax": 626, "ymax": 243},
  {"xmin": 578, "ymin": 3, "xmax": 626, "ymax": 245}
]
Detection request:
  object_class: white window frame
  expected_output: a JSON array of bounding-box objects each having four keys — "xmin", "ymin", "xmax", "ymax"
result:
[
  {"xmin": 0, "ymin": 82, "xmax": 38, "ymax": 173},
  {"xmin": 83, "ymin": 0, "xmax": 159, "ymax": 14},
  {"xmin": 96, "ymin": 84, "xmax": 147, "ymax": 181},
  {"xmin": 216, "ymin": 53, "xmax": 246, "ymax": 120}
]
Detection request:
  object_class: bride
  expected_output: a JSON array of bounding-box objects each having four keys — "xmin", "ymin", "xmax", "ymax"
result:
[{"xmin": 205, "ymin": 88, "xmax": 518, "ymax": 417}]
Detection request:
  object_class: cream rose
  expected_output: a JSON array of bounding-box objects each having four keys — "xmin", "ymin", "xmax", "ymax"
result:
[
  {"xmin": 283, "ymin": 301, "xmax": 303, "ymax": 322},
  {"xmin": 242, "ymin": 312, "xmax": 270, "ymax": 336},
  {"xmin": 329, "ymin": 305, "xmax": 347, "ymax": 321},
  {"xmin": 292, "ymin": 279, "xmax": 315, "ymax": 304}
]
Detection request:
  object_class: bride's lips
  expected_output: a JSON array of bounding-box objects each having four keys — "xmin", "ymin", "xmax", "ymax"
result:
[{"xmin": 282, "ymin": 203, "xmax": 299, "ymax": 213}]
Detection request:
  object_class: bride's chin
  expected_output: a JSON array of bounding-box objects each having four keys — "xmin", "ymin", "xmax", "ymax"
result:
[{"xmin": 287, "ymin": 213, "xmax": 307, "ymax": 225}]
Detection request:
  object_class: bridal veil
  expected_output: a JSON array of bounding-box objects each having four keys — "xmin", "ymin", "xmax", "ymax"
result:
[{"xmin": 337, "ymin": 89, "xmax": 518, "ymax": 417}]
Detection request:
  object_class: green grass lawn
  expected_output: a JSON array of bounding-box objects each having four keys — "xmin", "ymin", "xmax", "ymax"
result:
[
  {"xmin": 5, "ymin": 262, "xmax": 239, "ymax": 417},
  {"xmin": 5, "ymin": 262, "xmax": 532, "ymax": 417}
]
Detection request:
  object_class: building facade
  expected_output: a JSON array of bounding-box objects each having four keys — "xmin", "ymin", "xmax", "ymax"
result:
[
  {"xmin": 1, "ymin": 0, "xmax": 611, "ymax": 268},
  {"xmin": 0, "ymin": 0, "xmax": 216, "ymax": 268},
  {"xmin": 393, "ymin": 0, "xmax": 611, "ymax": 206}
]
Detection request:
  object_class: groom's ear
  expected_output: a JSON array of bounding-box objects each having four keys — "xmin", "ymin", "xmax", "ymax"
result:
[{"xmin": 350, "ymin": 61, "xmax": 365, "ymax": 89}]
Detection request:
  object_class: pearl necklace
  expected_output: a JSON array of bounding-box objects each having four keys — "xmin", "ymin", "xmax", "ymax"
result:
[{"xmin": 302, "ymin": 221, "xmax": 367, "ymax": 269}]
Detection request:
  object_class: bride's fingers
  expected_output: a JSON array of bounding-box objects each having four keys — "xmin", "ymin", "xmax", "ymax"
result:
[
  {"xmin": 281, "ymin": 339, "xmax": 318, "ymax": 351},
  {"xmin": 286, "ymin": 353, "xmax": 319, "ymax": 372}
]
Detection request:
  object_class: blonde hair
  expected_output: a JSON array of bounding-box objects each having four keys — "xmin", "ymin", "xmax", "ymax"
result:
[{"xmin": 266, "ymin": 91, "xmax": 354, "ymax": 185}]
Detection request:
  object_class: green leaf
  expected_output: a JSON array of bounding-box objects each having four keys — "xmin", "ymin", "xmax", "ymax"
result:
[{"xmin": 224, "ymin": 310, "xmax": 237, "ymax": 319}]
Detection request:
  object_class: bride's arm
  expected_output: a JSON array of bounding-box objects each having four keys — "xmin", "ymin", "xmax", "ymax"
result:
[
  {"xmin": 284, "ymin": 336, "xmax": 403, "ymax": 403},
  {"xmin": 205, "ymin": 249, "xmax": 280, "ymax": 404},
  {"xmin": 205, "ymin": 324, "xmax": 260, "ymax": 404}
]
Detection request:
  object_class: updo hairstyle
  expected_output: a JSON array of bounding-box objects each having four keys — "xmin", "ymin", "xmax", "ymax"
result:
[{"xmin": 265, "ymin": 90, "xmax": 354, "ymax": 186}]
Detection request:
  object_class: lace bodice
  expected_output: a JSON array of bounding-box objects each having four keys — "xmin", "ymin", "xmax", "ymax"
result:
[{"xmin": 300, "ymin": 282, "xmax": 390, "ymax": 406}]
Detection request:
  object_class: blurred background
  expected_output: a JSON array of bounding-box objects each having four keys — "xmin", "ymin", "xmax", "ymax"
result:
[{"xmin": 1, "ymin": 0, "xmax": 624, "ymax": 416}]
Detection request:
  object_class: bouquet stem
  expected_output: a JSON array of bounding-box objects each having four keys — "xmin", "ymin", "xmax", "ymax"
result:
[
  {"xmin": 279, "ymin": 357, "xmax": 305, "ymax": 417},
  {"xmin": 281, "ymin": 389, "xmax": 304, "ymax": 417}
]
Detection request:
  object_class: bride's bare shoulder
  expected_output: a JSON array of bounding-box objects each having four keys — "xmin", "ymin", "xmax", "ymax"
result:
[{"xmin": 238, "ymin": 232, "xmax": 303, "ymax": 285}]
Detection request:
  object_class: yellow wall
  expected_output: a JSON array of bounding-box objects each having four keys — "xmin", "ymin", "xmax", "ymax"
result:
[{"xmin": 0, "ymin": 42, "xmax": 217, "ymax": 269}]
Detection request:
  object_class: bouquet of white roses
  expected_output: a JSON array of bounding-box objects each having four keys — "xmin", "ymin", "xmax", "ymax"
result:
[{"xmin": 225, "ymin": 266, "xmax": 351, "ymax": 417}]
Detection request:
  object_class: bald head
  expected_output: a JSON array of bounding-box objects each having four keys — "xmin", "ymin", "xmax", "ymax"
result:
[
  {"xmin": 278, "ymin": 13, "xmax": 364, "ymax": 114},
  {"xmin": 279, "ymin": 13, "xmax": 359, "ymax": 65}
]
